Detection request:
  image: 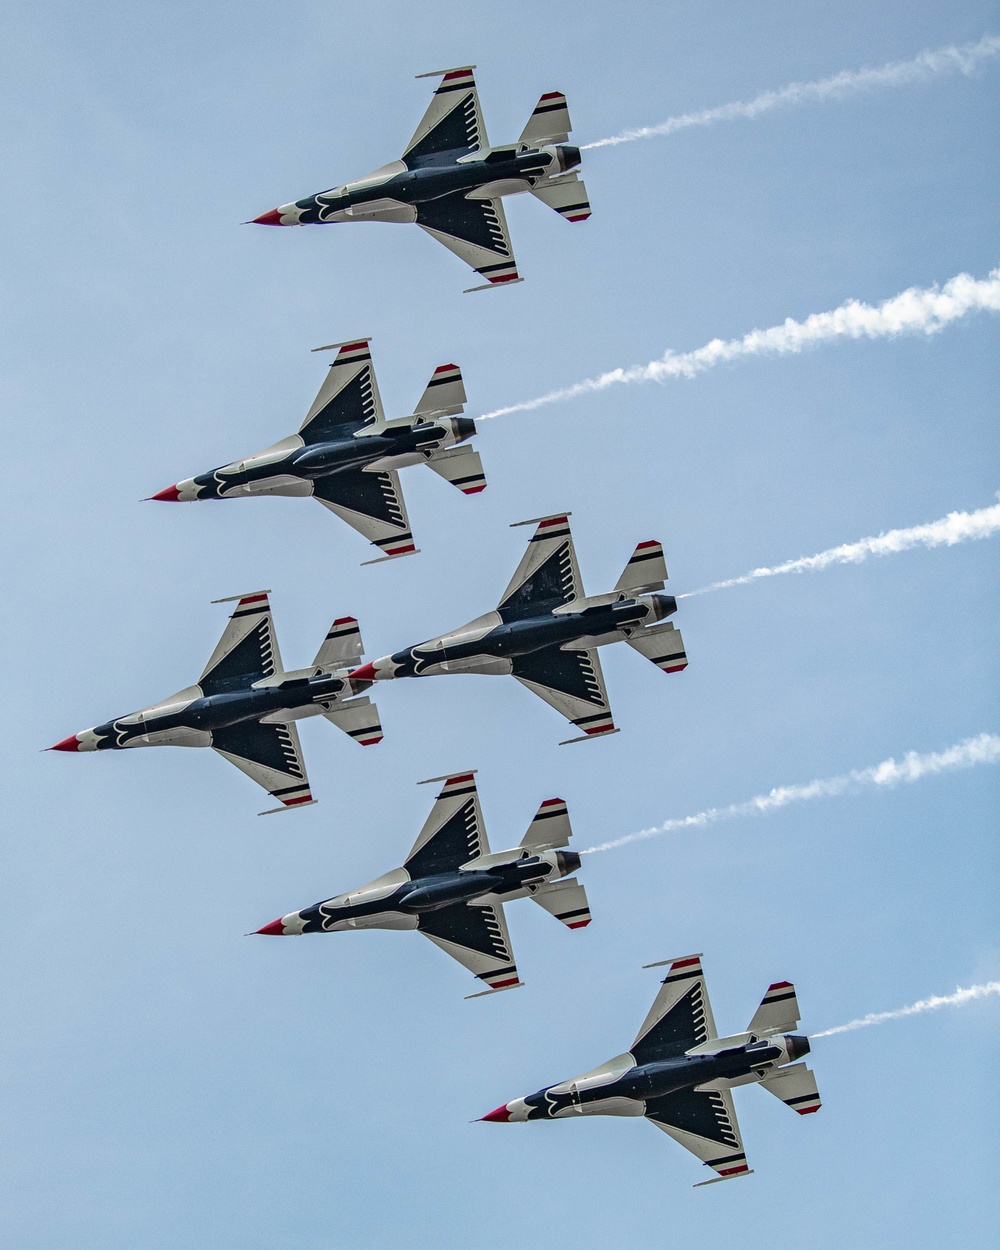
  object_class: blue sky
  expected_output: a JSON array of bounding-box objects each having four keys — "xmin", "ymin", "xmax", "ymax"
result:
[{"xmin": 2, "ymin": 2, "xmax": 998, "ymax": 1246}]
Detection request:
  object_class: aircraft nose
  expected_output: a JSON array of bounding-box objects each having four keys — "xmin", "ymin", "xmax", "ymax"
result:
[
  {"xmin": 249, "ymin": 208, "xmax": 287, "ymax": 226},
  {"xmin": 146, "ymin": 483, "xmax": 182, "ymax": 502},
  {"xmin": 49, "ymin": 733, "xmax": 85, "ymax": 752},
  {"xmin": 254, "ymin": 917, "xmax": 289, "ymax": 935},
  {"xmin": 350, "ymin": 657, "xmax": 394, "ymax": 685},
  {"xmin": 479, "ymin": 1103, "xmax": 512, "ymax": 1123}
]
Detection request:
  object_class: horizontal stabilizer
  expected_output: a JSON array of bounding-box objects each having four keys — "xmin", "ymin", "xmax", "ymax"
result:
[
  {"xmin": 747, "ymin": 981, "xmax": 801, "ymax": 1036},
  {"xmin": 313, "ymin": 616, "xmax": 365, "ymax": 671},
  {"xmin": 414, "ymin": 363, "xmax": 467, "ymax": 417},
  {"xmin": 519, "ymin": 797, "xmax": 572, "ymax": 851},
  {"xmin": 322, "ymin": 697, "xmax": 383, "ymax": 746},
  {"xmin": 530, "ymin": 174, "xmax": 591, "ymax": 222},
  {"xmin": 530, "ymin": 877, "xmax": 591, "ymax": 928},
  {"xmin": 519, "ymin": 92, "xmax": 573, "ymax": 147},
  {"xmin": 615, "ymin": 540, "xmax": 667, "ymax": 593},
  {"xmin": 760, "ymin": 1062, "xmax": 822, "ymax": 1115},
  {"xmin": 626, "ymin": 622, "xmax": 687, "ymax": 673},
  {"xmin": 426, "ymin": 444, "xmax": 486, "ymax": 494}
]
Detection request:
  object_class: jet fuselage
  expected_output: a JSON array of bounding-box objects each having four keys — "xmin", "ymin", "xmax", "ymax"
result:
[
  {"xmin": 279, "ymin": 849, "xmax": 581, "ymax": 934},
  {"xmin": 81, "ymin": 672, "xmax": 351, "ymax": 751},
  {"xmin": 508, "ymin": 1036, "xmax": 812, "ymax": 1121},
  {"xmin": 376, "ymin": 593, "xmax": 678, "ymax": 679},
  {"xmin": 289, "ymin": 145, "xmax": 581, "ymax": 226},
  {"xmin": 178, "ymin": 417, "xmax": 477, "ymax": 502}
]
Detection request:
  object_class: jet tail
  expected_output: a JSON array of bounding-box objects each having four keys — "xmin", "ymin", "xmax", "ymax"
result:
[
  {"xmin": 413, "ymin": 363, "xmax": 467, "ymax": 418},
  {"xmin": 426, "ymin": 445, "xmax": 486, "ymax": 494},
  {"xmin": 747, "ymin": 981, "xmax": 802, "ymax": 1036},
  {"xmin": 625, "ymin": 621, "xmax": 688, "ymax": 673},
  {"xmin": 614, "ymin": 540, "xmax": 667, "ymax": 594},
  {"xmin": 322, "ymin": 697, "xmax": 383, "ymax": 747},
  {"xmin": 518, "ymin": 91, "xmax": 572, "ymax": 147},
  {"xmin": 760, "ymin": 1063, "xmax": 822, "ymax": 1115},
  {"xmin": 529, "ymin": 878, "xmax": 591, "ymax": 928},
  {"xmin": 530, "ymin": 174, "xmax": 592, "ymax": 223},
  {"xmin": 313, "ymin": 616, "xmax": 366, "ymax": 672},
  {"xmin": 519, "ymin": 797, "xmax": 572, "ymax": 851}
]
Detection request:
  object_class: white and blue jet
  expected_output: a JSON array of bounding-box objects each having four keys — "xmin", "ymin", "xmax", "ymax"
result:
[
  {"xmin": 254, "ymin": 770, "xmax": 591, "ymax": 995},
  {"xmin": 480, "ymin": 955, "xmax": 822, "ymax": 1184},
  {"xmin": 49, "ymin": 592, "xmax": 382, "ymax": 813},
  {"xmin": 249, "ymin": 67, "xmax": 591, "ymax": 290},
  {"xmin": 149, "ymin": 339, "xmax": 483, "ymax": 564},
  {"xmin": 349, "ymin": 514, "xmax": 688, "ymax": 742}
]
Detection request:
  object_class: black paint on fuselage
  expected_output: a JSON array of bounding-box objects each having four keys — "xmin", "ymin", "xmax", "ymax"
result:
[
  {"xmin": 389, "ymin": 598, "xmax": 663, "ymax": 676},
  {"xmin": 297, "ymin": 852, "xmax": 580, "ymax": 932},
  {"xmin": 93, "ymin": 673, "xmax": 347, "ymax": 749},
  {"xmin": 190, "ymin": 418, "xmax": 476, "ymax": 500},
  {"xmin": 295, "ymin": 145, "xmax": 581, "ymax": 224},
  {"xmin": 522, "ymin": 1038, "xmax": 810, "ymax": 1119}
]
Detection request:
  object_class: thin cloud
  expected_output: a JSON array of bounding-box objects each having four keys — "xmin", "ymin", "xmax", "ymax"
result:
[
  {"xmin": 582, "ymin": 733, "xmax": 1000, "ymax": 853},
  {"xmin": 813, "ymin": 981, "xmax": 1000, "ymax": 1037},
  {"xmin": 682, "ymin": 498, "xmax": 1000, "ymax": 597},
  {"xmin": 478, "ymin": 267, "xmax": 1000, "ymax": 420},
  {"xmin": 584, "ymin": 36, "xmax": 1000, "ymax": 149}
]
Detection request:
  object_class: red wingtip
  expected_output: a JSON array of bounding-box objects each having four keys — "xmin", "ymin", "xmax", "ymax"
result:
[
  {"xmin": 48, "ymin": 734, "xmax": 82, "ymax": 752},
  {"xmin": 147, "ymin": 484, "xmax": 182, "ymax": 502},
  {"xmin": 479, "ymin": 1104, "xmax": 512, "ymax": 1123},
  {"xmin": 349, "ymin": 661, "xmax": 378, "ymax": 683},
  {"xmin": 254, "ymin": 918, "xmax": 287, "ymax": 936},
  {"xmin": 250, "ymin": 208, "xmax": 285, "ymax": 226}
]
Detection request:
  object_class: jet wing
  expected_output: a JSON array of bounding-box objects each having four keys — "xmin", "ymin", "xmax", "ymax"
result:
[
  {"xmin": 200, "ymin": 592, "xmax": 282, "ymax": 695},
  {"xmin": 313, "ymin": 469, "xmax": 416, "ymax": 561},
  {"xmin": 415, "ymin": 192, "xmax": 520, "ymax": 289},
  {"xmin": 511, "ymin": 646, "xmax": 616, "ymax": 742},
  {"xmin": 299, "ymin": 340, "xmax": 385, "ymax": 444},
  {"xmin": 644, "ymin": 1087, "xmax": 750, "ymax": 1185},
  {"xmin": 211, "ymin": 719, "xmax": 313, "ymax": 814},
  {"xmin": 405, "ymin": 67, "xmax": 488, "ymax": 166},
  {"xmin": 418, "ymin": 901, "xmax": 521, "ymax": 994},
  {"xmin": 405, "ymin": 771, "xmax": 489, "ymax": 876},
  {"xmin": 498, "ymin": 515, "xmax": 583, "ymax": 620},
  {"xmin": 631, "ymin": 955, "xmax": 719, "ymax": 1064}
]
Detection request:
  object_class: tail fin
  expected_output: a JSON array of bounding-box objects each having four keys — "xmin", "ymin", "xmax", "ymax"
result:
[
  {"xmin": 414, "ymin": 363, "xmax": 467, "ymax": 418},
  {"xmin": 313, "ymin": 616, "xmax": 365, "ymax": 672},
  {"xmin": 531, "ymin": 175, "xmax": 592, "ymax": 222},
  {"xmin": 747, "ymin": 982, "xmax": 802, "ymax": 1036},
  {"xmin": 626, "ymin": 622, "xmax": 688, "ymax": 673},
  {"xmin": 529, "ymin": 877, "xmax": 591, "ymax": 928},
  {"xmin": 519, "ymin": 92, "xmax": 572, "ymax": 147},
  {"xmin": 615, "ymin": 540, "xmax": 667, "ymax": 594},
  {"xmin": 427, "ymin": 445, "xmax": 486, "ymax": 494},
  {"xmin": 322, "ymin": 696, "xmax": 383, "ymax": 746},
  {"xmin": 760, "ymin": 1063, "xmax": 822, "ymax": 1115},
  {"xmin": 519, "ymin": 797, "xmax": 572, "ymax": 851}
]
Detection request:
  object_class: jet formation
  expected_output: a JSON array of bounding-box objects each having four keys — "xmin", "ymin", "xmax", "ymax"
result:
[
  {"xmin": 149, "ymin": 339, "xmax": 483, "ymax": 563},
  {"xmin": 480, "ymin": 954, "xmax": 822, "ymax": 1184},
  {"xmin": 49, "ymin": 592, "xmax": 381, "ymax": 812},
  {"xmin": 255, "ymin": 770, "xmax": 590, "ymax": 994},
  {"xmin": 250, "ymin": 66, "xmax": 591, "ymax": 290},
  {"xmin": 349, "ymin": 513, "xmax": 688, "ymax": 741}
]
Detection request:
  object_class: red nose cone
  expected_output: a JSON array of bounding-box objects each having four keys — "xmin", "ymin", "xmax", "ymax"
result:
[
  {"xmin": 479, "ymin": 1104, "xmax": 511, "ymax": 1123},
  {"xmin": 251, "ymin": 208, "xmax": 285, "ymax": 226},
  {"xmin": 48, "ymin": 735, "xmax": 82, "ymax": 752},
  {"xmin": 255, "ymin": 918, "xmax": 287, "ymax": 936},
  {"xmin": 349, "ymin": 661, "xmax": 378, "ymax": 683},
  {"xmin": 147, "ymin": 484, "xmax": 182, "ymax": 502}
]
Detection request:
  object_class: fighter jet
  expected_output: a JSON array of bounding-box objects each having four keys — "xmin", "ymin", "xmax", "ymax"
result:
[
  {"xmin": 480, "ymin": 954, "xmax": 822, "ymax": 1184},
  {"xmin": 249, "ymin": 66, "xmax": 590, "ymax": 290},
  {"xmin": 148, "ymin": 339, "xmax": 483, "ymax": 564},
  {"xmin": 348, "ymin": 513, "xmax": 687, "ymax": 743},
  {"xmin": 48, "ymin": 591, "xmax": 382, "ymax": 813},
  {"xmin": 254, "ymin": 770, "xmax": 591, "ymax": 995}
]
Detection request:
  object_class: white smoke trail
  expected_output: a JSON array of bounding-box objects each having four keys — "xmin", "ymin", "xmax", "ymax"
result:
[
  {"xmin": 478, "ymin": 268, "xmax": 1000, "ymax": 420},
  {"xmin": 582, "ymin": 733, "xmax": 1000, "ymax": 854},
  {"xmin": 814, "ymin": 981, "xmax": 1000, "ymax": 1037},
  {"xmin": 584, "ymin": 35, "xmax": 1000, "ymax": 149},
  {"xmin": 682, "ymin": 498, "xmax": 1000, "ymax": 597}
]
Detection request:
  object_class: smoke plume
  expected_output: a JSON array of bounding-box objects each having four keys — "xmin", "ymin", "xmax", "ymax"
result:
[{"xmin": 813, "ymin": 981, "xmax": 1000, "ymax": 1037}]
